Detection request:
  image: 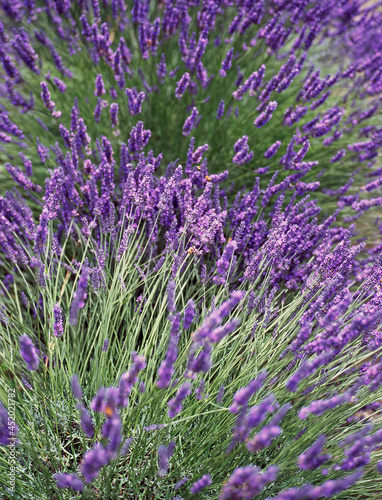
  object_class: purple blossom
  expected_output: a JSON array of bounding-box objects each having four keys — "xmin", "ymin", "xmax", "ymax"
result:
[
  {"xmin": 167, "ymin": 279, "xmax": 176, "ymax": 313},
  {"xmin": 110, "ymin": 103, "xmax": 119, "ymax": 127},
  {"xmin": 158, "ymin": 441, "xmax": 175, "ymax": 477},
  {"xmin": 53, "ymin": 77, "xmax": 67, "ymax": 93},
  {"xmin": 230, "ymin": 371, "xmax": 268, "ymax": 413},
  {"xmin": 55, "ymin": 473, "xmax": 84, "ymax": 491},
  {"xmin": 168, "ymin": 381, "xmax": 192, "ymax": 418},
  {"xmin": 175, "ymin": 72, "xmax": 190, "ymax": 98},
  {"xmin": 174, "ymin": 476, "xmax": 189, "ymax": 491},
  {"xmin": 219, "ymin": 48, "xmax": 234, "ymax": 77},
  {"xmin": 69, "ymin": 268, "xmax": 89, "ymax": 326},
  {"xmin": 118, "ymin": 352, "xmax": 146, "ymax": 407},
  {"xmin": 71, "ymin": 375, "xmax": 82, "ymax": 400},
  {"xmin": 53, "ymin": 303, "xmax": 64, "ymax": 337},
  {"xmin": 193, "ymin": 291, "xmax": 244, "ymax": 344},
  {"xmin": 78, "ymin": 404, "xmax": 95, "ymax": 438},
  {"xmin": 95, "ymin": 74, "xmax": 106, "ymax": 96},
  {"xmin": 128, "ymin": 121, "xmax": 151, "ymax": 153},
  {"xmin": 264, "ymin": 140, "xmax": 281, "ymax": 159},
  {"xmin": 157, "ymin": 335, "xmax": 178, "ymax": 389},
  {"xmin": 19, "ymin": 334, "xmax": 39, "ymax": 371},
  {"xmin": 5, "ymin": 163, "xmax": 42, "ymax": 193},
  {"xmin": 125, "ymin": 87, "xmax": 145, "ymax": 115},
  {"xmin": 233, "ymin": 136, "xmax": 254, "ymax": 165},
  {"xmin": 297, "ymin": 435, "xmax": 331, "ymax": 470},
  {"xmin": 254, "ymin": 101, "xmax": 278, "ymax": 128},
  {"xmin": 183, "ymin": 300, "xmax": 196, "ymax": 330},
  {"xmin": 216, "ymin": 100, "xmax": 225, "ymax": 120},
  {"xmin": 219, "ymin": 465, "xmax": 278, "ymax": 499},
  {"xmin": 183, "ymin": 107, "xmax": 200, "ymax": 136},
  {"xmin": 80, "ymin": 442, "xmax": 109, "ymax": 483},
  {"xmin": 190, "ymin": 474, "xmax": 212, "ymax": 494},
  {"xmin": 40, "ymin": 81, "xmax": 59, "ymax": 116}
]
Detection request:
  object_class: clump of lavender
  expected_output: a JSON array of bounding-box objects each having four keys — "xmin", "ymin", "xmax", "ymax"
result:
[{"xmin": 1, "ymin": 1, "xmax": 382, "ymax": 499}]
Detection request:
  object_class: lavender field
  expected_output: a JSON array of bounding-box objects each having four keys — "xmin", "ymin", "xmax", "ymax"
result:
[{"xmin": 1, "ymin": 1, "xmax": 382, "ymax": 499}]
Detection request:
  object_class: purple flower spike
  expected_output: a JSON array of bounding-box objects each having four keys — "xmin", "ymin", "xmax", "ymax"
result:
[
  {"xmin": 330, "ymin": 149, "xmax": 346, "ymax": 163},
  {"xmin": 216, "ymin": 100, "xmax": 225, "ymax": 120},
  {"xmin": 175, "ymin": 476, "xmax": 189, "ymax": 491},
  {"xmin": 77, "ymin": 404, "xmax": 95, "ymax": 438},
  {"xmin": 80, "ymin": 442, "xmax": 109, "ymax": 483},
  {"xmin": 175, "ymin": 72, "xmax": 190, "ymax": 98},
  {"xmin": 53, "ymin": 77, "xmax": 66, "ymax": 93},
  {"xmin": 246, "ymin": 425, "xmax": 281, "ymax": 452},
  {"xmin": 157, "ymin": 335, "xmax": 178, "ymax": 389},
  {"xmin": 158, "ymin": 441, "xmax": 175, "ymax": 477},
  {"xmin": 110, "ymin": 103, "xmax": 119, "ymax": 127},
  {"xmin": 53, "ymin": 303, "xmax": 64, "ymax": 337},
  {"xmin": 118, "ymin": 352, "xmax": 146, "ymax": 407},
  {"xmin": 102, "ymin": 338, "xmax": 109, "ymax": 352},
  {"xmin": 297, "ymin": 435, "xmax": 331, "ymax": 470},
  {"xmin": 254, "ymin": 101, "xmax": 278, "ymax": 128},
  {"xmin": 69, "ymin": 268, "xmax": 89, "ymax": 326},
  {"xmin": 102, "ymin": 413, "xmax": 122, "ymax": 453},
  {"xmin": 125, "ymin": 87, "xmax": 145, "ymax": 115},
  {"xmin": 71, "ymin": 375, "xmax": 82, "ymax": 400},
  {"xmin": 19, "ymin": 334, "xmax": 39, "ymax": 371},
  {"xmin": 55, "ymin": 473, "xmax": 84, "ymax": 491},
  {"xmin": 40, "ymin": 81, "xmax": 55, "ymax": 112},
  {"xmin": 128, "ymin": 121, "xmax": 151, "ymax": 153},
  {"xmin": 264, "ymin": 140, "xmax": 281, "ymax": 159},
  {"xmin": 219, "ymin": 465, "xmax": 278, "ymax": 499},
  {"xmin": 168, "ymin": 381, "xmax": 192, "ymax": 418},
  {"xmin": 230, "ymin": 371, "xmax": 268, "ymax": 414},
  {"xmin": 190, "ymin": 474, "xmax": 212, "ymax": 494},
  {"xmin": 233, "ymin": 136, "xmax": 254, "ymax": 165},
  {"xmin": 183, "ymin": 300, "xmax": 196, "ymax": 330},
  {"xmin": 91, "ymin": 387, "xmax": 107, "ymax": 412},
  {"xmin": 219, "ymin": 47, "xmax": 234, "ymax": 77},
  {"xmin": 95, "ymin": 74, "xmax": 106, "ymax": 96},
  {"xmin": 183, "ymin": 107, "xmax": 200, "ymax": 136},
  {"xmin": 167, "ymin": 279, "xmax": 176, "ymax": 313}
]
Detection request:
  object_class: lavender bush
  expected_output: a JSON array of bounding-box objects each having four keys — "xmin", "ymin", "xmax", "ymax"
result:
[{"xmin": 1, "ymin": 1, "xmax": 382, "ymax": 499}]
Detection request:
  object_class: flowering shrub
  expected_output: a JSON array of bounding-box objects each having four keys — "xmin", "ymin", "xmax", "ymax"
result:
[{"xmin": 1, "ymin": 1, "xmax": 382, "ymax": 499}]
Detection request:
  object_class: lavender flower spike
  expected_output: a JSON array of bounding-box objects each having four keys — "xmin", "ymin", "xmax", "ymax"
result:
[
  {"xmin": 80, "ymin": 442, "xmax": 109, "ymax": 483},
  {"xmin": 19, "ymin": 334, "xmax": 39, "ymax": 371},
  {"xmin": 71, "ymin": 375, "xmax": 82, "ymax": 400},
  {"xmin": 168, "ymin": 381, "xmax": 192, "ymax": 418},
  {"xmin": 53, "ymin": 303, "xmax": 64, "ymax": 337},
  {"xmin": 183, "ymin": 300, "xmax": 196, "ymax": 330},
  {"xmin": 216, "ymin": 100, "xmax": 225, "ymax": 120},
  {"xmin": 95, "ymin": 74, "xmax": 106, "ymax": 96},
  {"xmin": 183, "ymin": 107, "xmax": 200, "ymax": 136},
  {"xmin": 219, "ymin": 48, "xmax": 234, "ymax": 77},
  {"xmin": 254, "ymin": 101, "xmax": 278, "ymax": 128},
  {"xmin": 175, "ymin": 72, "xmax": 190, "ymax": 98},
  {"xmin": 55, "ymin": 473, "xmax": 84, "ymax": 491},
  {"xmin": 158, "ymin": 441, "xmax": 175, "ymax": 477},
  {"xmin": 69, "ymin": 268, "xmax": 89, "ymax": 326},
  {"xmin": 40, "ymin": 81, "xmax": 61, "ymax": 117},
  {"xmin": 190, "ymin": 474, "xmax": 212, "ymax": 494}
]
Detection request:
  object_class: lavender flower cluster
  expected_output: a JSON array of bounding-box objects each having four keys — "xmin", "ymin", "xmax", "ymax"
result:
[{"xmin": 1, "ymin": 0, "xmax": 382, "ymax": 498}]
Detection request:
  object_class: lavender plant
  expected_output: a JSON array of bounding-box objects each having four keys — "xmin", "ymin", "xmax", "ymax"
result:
[{"xmin": 1, "ymin": 1, "xmax": 382, "ymax": 499}]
